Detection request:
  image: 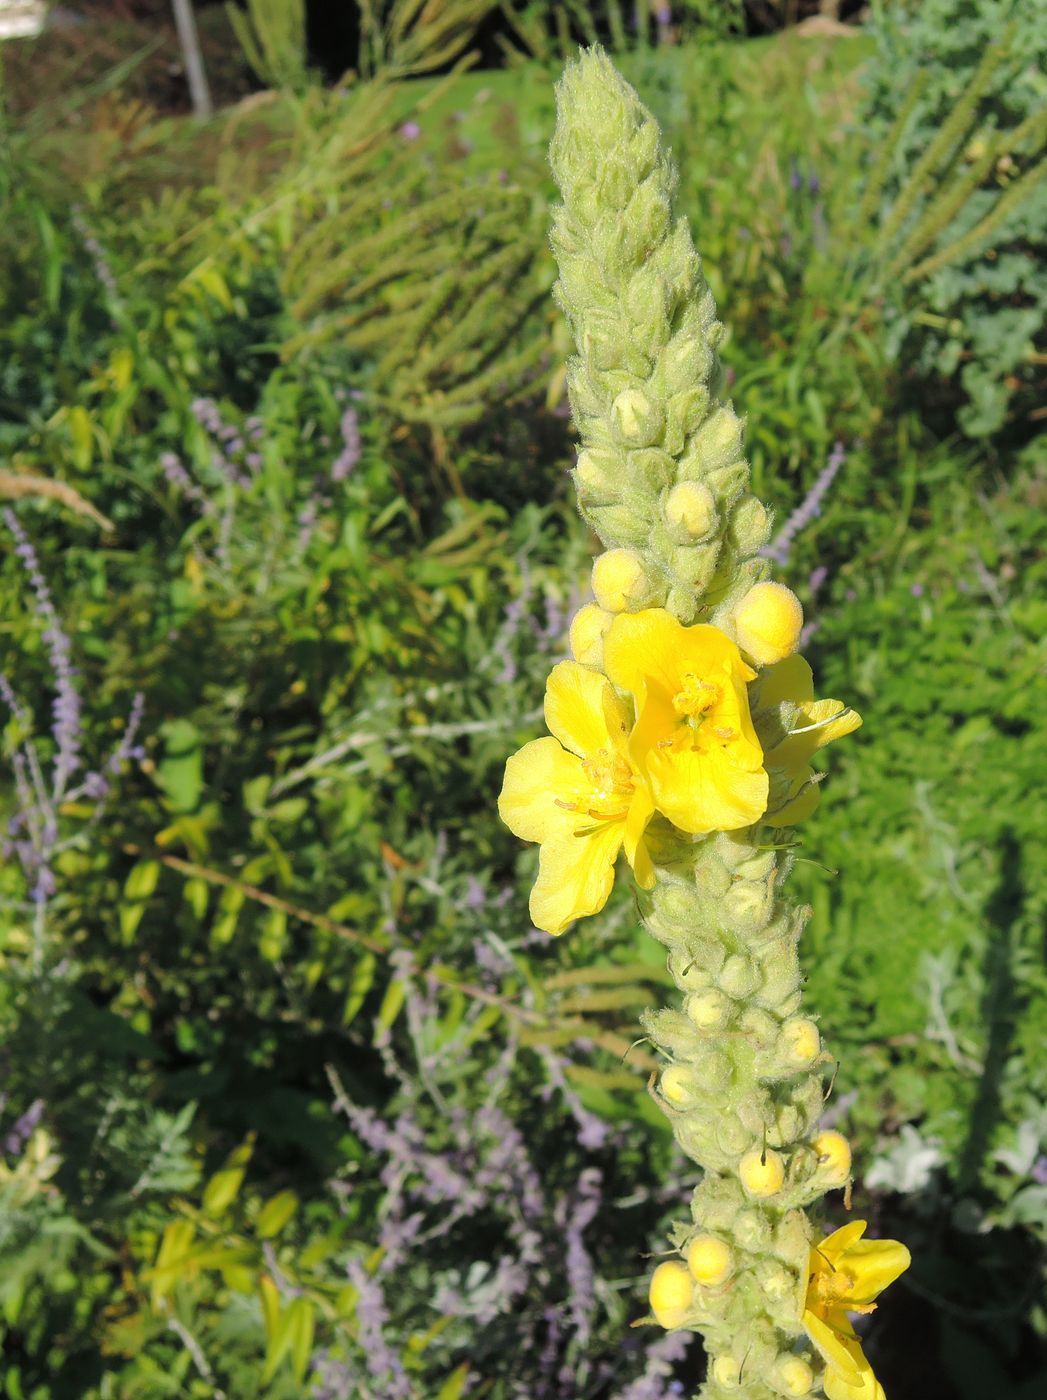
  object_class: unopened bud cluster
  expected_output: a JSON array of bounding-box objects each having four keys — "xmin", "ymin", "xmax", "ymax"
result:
[
  {"xmin": 551, "ymin": 56, "xmax": 781, "ymax": 631},
  {"xmin": 549, "ymin": 50, "xmax": 855, "ymax": 1399}
]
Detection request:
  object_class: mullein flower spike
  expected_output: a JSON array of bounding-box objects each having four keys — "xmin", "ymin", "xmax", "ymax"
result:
[{"xmin": 498, "ymin": 48, "xmax": 910, "ymax": 1399}]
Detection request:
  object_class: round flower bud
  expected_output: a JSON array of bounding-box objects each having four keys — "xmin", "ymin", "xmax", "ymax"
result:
[
  {"xmin": 686, "ymin": 989, "xmax": 731, "ymax": 1031},
  {"xmin": 776, "ymin": 1356, "xmax": 814, "ymax": 1397},
  {"xmin": 739, "ymin": 1147, "xmax": 786, "ymax": 1198},
  {"xmin": 728, "ymin": 495, "xmax": 771, "ymax": 553},
  {"xmin": 733, "ymin": 583, "xmax": 804, "ymax": 666},
  {"xmin": 812, "ymin": 1130, "xmax": 852, "ymax": 1184},
  {"xmin": 660, "ymin": 1064, "xmax": 700, "ymax": 1110},
  {"xmin": 716, "ymin": 954, "xmax": 759, "ymax": 1000},
  {"xmin": 779, "ymin": 1018, "xmax": 821, "ymax": 1069},
  {"xmin": 611, "ymin": 388, "xmax": 663, "ymax": 447},
  {"xmin": 665, "ymin": 481, "xmax": 717, "ymax": 541},
  {"xmin": 574, "ymin": 447, "xmax": 620, "ymax": 496},
  {"xmin": 591, "ymin": 549, "xmax": 652, "ymax": 613},
  {"xmin": 686, "ymin": 1234, "xmax": 732, "ymax": 1287},
  {"xmin": 711, "ymin": 1355, "xmax": 741, "ymax": 1388},
  {"xmin": 667, "ymin": 949, "xmax": 713, "ymax": 992},
  {"xmin": 569, "ymin": 603, "xmax": 613, "ymax": 668},
  {"xmin": 648, "ymin": 1260, "xmax": 694, "ymax": 1329}
]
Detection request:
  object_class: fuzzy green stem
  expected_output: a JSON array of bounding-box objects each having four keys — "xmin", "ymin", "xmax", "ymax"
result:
[{"xmin": 550, "ymin": 49, "xmax": 850, "ymax": 1400}]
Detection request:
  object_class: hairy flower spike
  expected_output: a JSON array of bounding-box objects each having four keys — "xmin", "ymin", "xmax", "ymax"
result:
[{"xmin": 498, "ymin": 47, "xmax": 887, "ymax": 1400}]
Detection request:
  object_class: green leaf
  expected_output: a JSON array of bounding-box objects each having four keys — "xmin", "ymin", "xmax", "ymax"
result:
[
  {"xmin": 374, "ymin": 976, "xmax": 407, "ymax": 1039},
  {"xmin": 343, "ymin": 952, "xmax": 377, "ymax": 1026},
  {"xmin": 211, "ymin": 886, "xmax": 245, "ymax": 946},
  {"xmin": 436, "ymin": 1363, "xmax": 471, "ymax": 1400},
  {"xmin": 68, "ymin": 405, "xmax": 94, "ymax": 471},
  {"xmin": 288, "ymin": 1297, "xmax": 316, "ymax": 1384},
  {"xmin": 202, "ymin": 1139, "xmax": 253, "ymax": 1217},
  {"xmin": 158, "ymin": 719, "xmax": 204, "ymax": 813},
  {"xmin": 255, "ymin": 1190, "xmax": 299, "ymax": 1240},
  {"xmin": 119, "ymin": 860, "xmax": 161, "ymax": 943},
  {"xmin": 183, "ymin": 876, "xmax": 209, "ymax": 922}
]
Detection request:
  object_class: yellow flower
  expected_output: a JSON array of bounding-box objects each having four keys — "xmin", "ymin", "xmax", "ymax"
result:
[
  {"xmin": 755, "ymin": 654, "xmax": 862, "ymax": 824},
  {"xmin": 803, "ymin": 1220, "xmax": 911, "ymax": 1400},
  {"xmin": 603, "ymin": 610, "xmax": 768, "ymax": 835},
  {"xmin": 498, "ymin": 660, "xmax": 655, "ymax": 934}
]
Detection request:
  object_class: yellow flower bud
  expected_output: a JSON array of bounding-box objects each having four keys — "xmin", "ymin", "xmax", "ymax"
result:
[
  {"xmin": 733, "ymin": 582, "xmax": 803, "ymax": 666},
  {"xmin": 739, "ymin": 1147, "xmax": 785, "ymax": 1198},
  {"xmin": 812, "ymin": 1130, "xmax": 852, "ymax": 1184},
  {"xmin": 776, "ymin": 1356, "xmax": 814, "ymax": 1397},
  {"xmin": 611, "ymin": 387, "xmax": 661, "ymax": 445},
  {"xmin": 591, "ymin": 548, "xmax": 650, "ymax": 612},
  {"xmin": 686, "ymin": 1234, "xmax": 732, "ymax": 1287},
  {"xmin": 685, "ymin": 989, "xmax": 731, "ymax": 1031},
  {"xmin": 659, "ymin": 1064, "xmax": 699, "ymax": 1109},
  {"xmin": 665, "ymin": 481, "xmax": 716, "ymax": 540},
  {"xmin": 711, "ymin": 1355, "xmax": 741, "ymax": 1388},
  {"xmin": 779, "ymin": 1018, "xmax": 820, "ymax": 1069},
  {"xmin": 569, "ymin": 603, "xmax": 613, "ymax": 667},
  {"xmin": 649, "ymin": 1259, "xmax": 694, "ymax": 1328}
]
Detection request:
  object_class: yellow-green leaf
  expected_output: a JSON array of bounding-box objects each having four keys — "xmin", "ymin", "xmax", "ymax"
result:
[
  {"xmin": 436, "ymin": 1362, "xmax": 471, "ymax": 1400},
  {"xmin": 68, "ymin": 405, "xmax": 94, "ymax": 471},
  {"xmin": 255, "ymin": 1190, "xmax": 298, "ymax": 1240},
  {"xmin": 120, "ymin": 860, "xmax": 161, "ymax": 944}
]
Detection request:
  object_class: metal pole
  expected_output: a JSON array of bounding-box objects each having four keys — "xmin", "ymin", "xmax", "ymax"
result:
[{"xmin": 170, "ymin": 0, "xmax": 212, "ymax": 119}]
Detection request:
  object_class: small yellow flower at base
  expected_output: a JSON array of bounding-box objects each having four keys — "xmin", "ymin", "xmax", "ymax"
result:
[
  {"xmin": 569, "ymin": 602, "xmax": 613, "ymax": 668},
  {"xmin": 649, "ymin": 1260, "xmax": 695, "ymax": 1328},
  {"xmin": 803, "ymin": 1220, "xmax": 911, "ymax": 1400},
  {"xmin": 686, "ymin": 1235, "xmax": 732, "ymax": 1287},
  {"xmin": 734, "ymin": 582, "xmax": 804, "ymax": 666},
  {"xmin": 591, "ymin": 548, "xmax": 651, "ymax": 613},
  {"xmin": 812, "ymin": 1131, "xmax": 852, "ymax": 1185},
  {"xmin": 604, "ymin": 609, "xmax": 769, "ymax": 835},
  {"xmin": 498, "ymin": 660, "xmax": 655, "ymax": 934},
  {"xmin": 776, "ymin": 1356, "xmax": 814, "ymax": 1397},
  {"xmin": 739, "ymin": 1147, "xmax": 786, "ymax": 1198}
]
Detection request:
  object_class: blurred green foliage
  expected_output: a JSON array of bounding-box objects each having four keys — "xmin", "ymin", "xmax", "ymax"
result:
[
  {"xmin": 0, "ymin": 13, "xmax": 1045, "ymax": 1400},
  {"xmin": 861, "ymin": 0, "xmax": 1047, "ymax": 438}
]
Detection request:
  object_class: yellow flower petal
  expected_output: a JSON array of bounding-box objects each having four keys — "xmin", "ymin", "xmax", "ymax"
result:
[
  {"xmin": 544, "ymin": 660, "xmax": 615, "ymax": 758},
  {"xmin": 824, "ymin": 1361, "xmax": 886, "ymax": 1400},
  {"xmin": 803, "ymin": 1309, "xmax": 863, "ymax": 1382},
  {"xmin": 645, "ymin": 733, "xmax": 768, "ymax": 834},
  {"xmin": 841, "ymin": 1239, "xmax": 913, "ymax": 1306},
  {"xmin": 765, "ymin": 700, "xmax": 862, "ymax": 774},
  {"xmin": 529, "ymin": 821, "xmax": 624, "ymax": 935},
  {"xmin": 817, "ymin": 1220, "xmax": 870, "ymax": 1266},
  {"xmin": 498, "ymin": 738, "xmax": 589, "ymax": 843},
  {"xmin": 623, "ymin": 784, "xmax": 656, "ymax": 889},
  {"xmin": 607, "ymin": 611, "xmax": 766, "ymax": 834},
  {"xmin": 758, "ymin": 654, "xmax": 815, "ymax": 708}
]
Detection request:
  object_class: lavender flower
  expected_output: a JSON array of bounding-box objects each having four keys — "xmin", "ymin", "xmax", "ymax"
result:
[
  {"xmin": 345, "ymin": 1259, "xmax": 411, "ymax": 1397},
  {"xmin": 400, "ymin": 121, "xmax": 421, "ymax": 142},
  {"xmin": 762, "ymin": 440, "xmax": 846, "ymax": 568},
  {"xmin": 4, "ymin": 1099, "xmax": 44, "ymax": 1156},
  {"xmin": 331, "ymin": 407, "xmax": 362, "ymax": 482},
  {"xmin": 4, "ymin": 509, "xmax": 81, "ymax": 799},
  {"xmin": 611, "ymin": 1331, "xmax": 691, "ymax": 1400}
]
